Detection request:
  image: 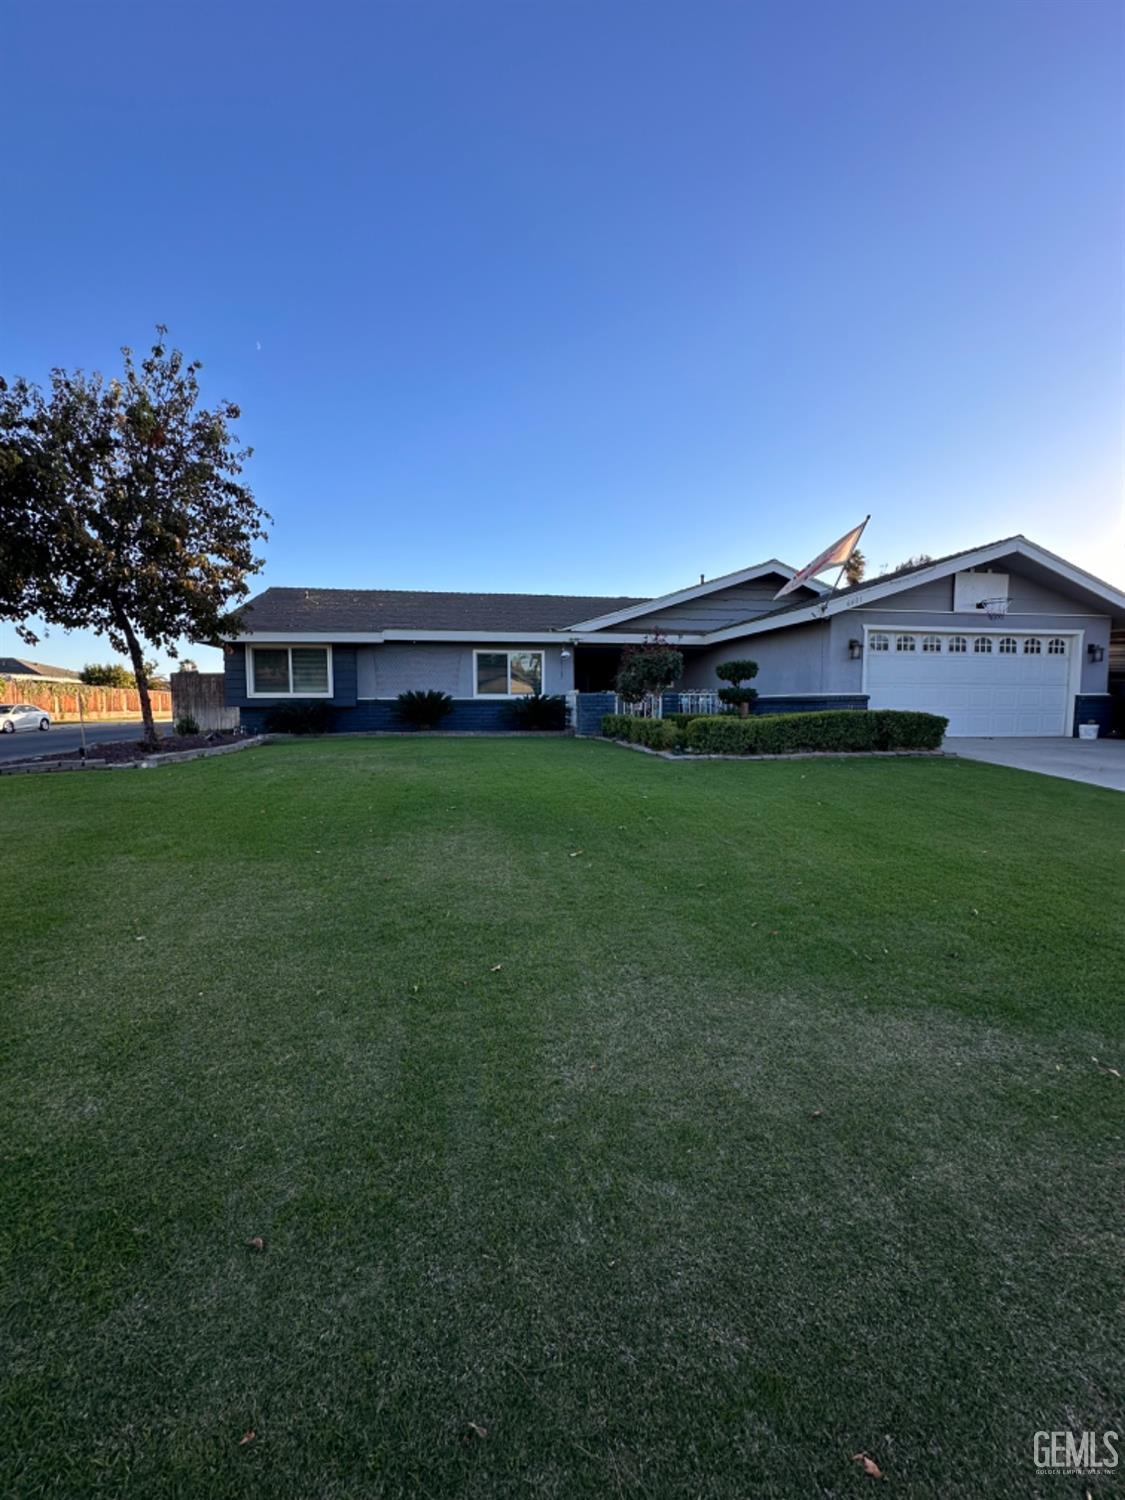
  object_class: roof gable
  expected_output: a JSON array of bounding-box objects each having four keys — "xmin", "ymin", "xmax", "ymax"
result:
[
  {"xmin": 567, "ymin": 560, "xmax": 826, "ymax": 632},
  {"xmin": 701, "ymin": 537, "xmax": 1125, "ymax": 642}
]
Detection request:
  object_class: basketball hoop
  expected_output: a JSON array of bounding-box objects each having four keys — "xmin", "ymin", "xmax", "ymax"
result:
[{"xmin": 978, "ymin": 598, "xmax": 1008, "ymax": 621}]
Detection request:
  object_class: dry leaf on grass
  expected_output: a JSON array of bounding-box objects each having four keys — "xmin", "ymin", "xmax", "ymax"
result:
[
  {"xmin": 852, "ymin": 1452, "xmax": 883, "ymax": 1478},
  {"xmin": 246, "ymin": 1237, "xmax": 265, "ymax": 1252},
  {"xmin": 810, "ymin": 1108, "xmax": 824, "ymax": 1119},
  {"xmin": 239, "ymin": 1431, "xmax": 256, "ymax": 1445},
  {"xmin": 467, "ymin": 1421, "xmax": 488, "ymax": 1439},
  {"xmin": 490, "ymin": 964, "xmax": 503, "ymax": 972}
]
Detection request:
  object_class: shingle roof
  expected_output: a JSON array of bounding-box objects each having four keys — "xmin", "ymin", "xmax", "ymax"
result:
[
  {"xmin": 0, "ymin": 656, "xmax": 82, "ymax": 680},
  {"xmin": 238, "ymin": 586, "xmax": 650, "ymax": 634}
]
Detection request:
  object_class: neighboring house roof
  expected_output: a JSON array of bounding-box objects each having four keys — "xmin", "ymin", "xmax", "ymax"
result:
[
  {"xmin": 0, "ymin": 656, "xmax": 82, "ymax": 680},
  {"xmin": 238, "ymin": 587, "xmax": 649, "ymax": 635},
  {"xmin": 702, "ymin": 536, "xmax": 1125, "ymax": 642}
]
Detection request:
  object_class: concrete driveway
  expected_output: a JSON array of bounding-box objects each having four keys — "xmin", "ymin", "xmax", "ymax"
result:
[{"xmin": 949, "ymin": 736, "xmax": 1125, "ymax": 791}]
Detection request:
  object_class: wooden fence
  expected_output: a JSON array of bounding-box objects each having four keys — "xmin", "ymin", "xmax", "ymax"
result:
[
  {"xmin": 170, "ymin": 672, "xmax": 240, "ymax": 731},
  {"xmin": 0, "ymin": 678, "xmax": 173, "ymax": 722}
]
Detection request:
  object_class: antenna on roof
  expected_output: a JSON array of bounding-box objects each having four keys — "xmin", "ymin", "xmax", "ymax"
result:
[{"xmin": 700, "ymin": 573, "xmax": 705, "ymax": 584}]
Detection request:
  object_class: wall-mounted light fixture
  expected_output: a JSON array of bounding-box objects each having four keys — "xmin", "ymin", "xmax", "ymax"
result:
[
  {"xmin": 848, "ymin": 638, "xmax": 863, "ymax": 660},
  {"xmin": 1087, "ymin": 643, "xmax": 1105, "ymax": 663},
  {"xmin": 560, "ymin": 649, "xmax": 572, "ymax": 660}
]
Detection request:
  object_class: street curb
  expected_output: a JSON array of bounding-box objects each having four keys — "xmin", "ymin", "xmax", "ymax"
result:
[{"xmin": 0, "ymin": 737, "xmax": 265, "ymax": 776}]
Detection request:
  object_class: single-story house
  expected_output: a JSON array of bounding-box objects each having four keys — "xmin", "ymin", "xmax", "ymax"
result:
[
  {"xmin": 0, "ymin": 657, "xmax": 82, "ymax": 682},
  {"xmin": 222, "ymin": 536, "xmax": 1125, "ymax": 737}
]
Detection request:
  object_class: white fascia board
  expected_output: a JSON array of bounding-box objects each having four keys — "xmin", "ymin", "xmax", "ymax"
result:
[
  {"xmin": 698, "ymin": 537, "xmax": 1125, "ymax": 644},
  {"xmin": 565, "ymin": 559, "xmax": 827, "ymax": 633},
  {"xmin": 230, "ymin": 628, "xmax": 709, "ymax": 646}
]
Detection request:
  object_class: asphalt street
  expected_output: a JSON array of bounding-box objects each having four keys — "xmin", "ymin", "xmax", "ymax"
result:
[{"xmin": 0, "ymin": 720, "xmax": 173, "ymax": 763}]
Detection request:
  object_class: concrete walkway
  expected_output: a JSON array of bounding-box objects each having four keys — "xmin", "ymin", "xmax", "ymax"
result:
[{"xmin": 949, "ymin": 736, "xmax": 1125, "ymax": 791}]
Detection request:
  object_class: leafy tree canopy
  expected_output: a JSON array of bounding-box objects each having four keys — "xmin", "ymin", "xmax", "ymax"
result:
[
  {"xmin": 615, "ymin": 639, "xmax": 684, "ymax": 703},
  {"xmin": 0, "ymin": 329, "xmax": 269, "ymax": 742},
  {"xmin": 80, "ymin": 662, "xmax": 135, "ymax": 687},
  {"xmin": 844, "ymin": 547, "xmax": 867, "ymax": 585}
]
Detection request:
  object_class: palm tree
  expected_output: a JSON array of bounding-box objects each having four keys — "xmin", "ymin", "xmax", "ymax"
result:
[{"xmin": 844, "ymin": 548, "xmax": 867, "ymax": 586}]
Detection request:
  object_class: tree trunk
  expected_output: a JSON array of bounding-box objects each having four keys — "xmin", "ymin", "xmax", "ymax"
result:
[
  {"xmin": 739, "ymin": 700, "xmax": 750, "ymax": 718},
  {"xmin": 118, "ymin": 614, "xmax": 159, "ymax": 746}
]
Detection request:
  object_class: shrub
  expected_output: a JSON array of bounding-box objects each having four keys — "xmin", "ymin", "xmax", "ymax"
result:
[
  {"xmin": 600, "ymin": 714, "xmax": 685, "ymax": 752},
  {"xmin": 507, "ymin": 692, "xmax": 567, "ymax": 730},
  {"xmin": 715, "ymin": 658, "xmax": 759, "ymax": 717},
  {"xmin": 81, "ymin": 662, "xmax": 135, "ymax": 687},
  {"xmin": 173, "ymin": 713, "xmax": 201, "ymax": 737},
  {"xmin": 394, "ymin": 690, "xmax": 454, "ymax": 729},
  {"xmin": 615, "ymin": 638, "xmax": 684, "ymax": 704},
  {"xmin": 685, "ymin": 709, "xmax": 947, "ymax": 755},
  {"xmin": 664, "ymin": 712, "xmax": 704, "ymax": 729},
  {"xmin": 264, "ymin": 701, "xmax": 333, "ymax": 735}
]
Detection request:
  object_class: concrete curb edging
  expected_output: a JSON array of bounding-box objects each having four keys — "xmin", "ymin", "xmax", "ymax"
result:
[
  {"xmin": 603, "ymin": 738, "xmax": 948, "ymax": 763},
  {"xmin": 0, "ymin": 737, "xmax": 267, "ymax": 776}
]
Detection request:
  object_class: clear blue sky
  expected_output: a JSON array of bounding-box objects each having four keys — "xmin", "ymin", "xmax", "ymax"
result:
[{"xmin": 2, "ymin": 0, "xmax": 1122, "ymax": 675}]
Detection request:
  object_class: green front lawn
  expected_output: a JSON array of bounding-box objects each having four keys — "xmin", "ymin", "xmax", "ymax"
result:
[{"xmin": 2, "ymin": 738, "xmax": 1121, "ymax": 1497}]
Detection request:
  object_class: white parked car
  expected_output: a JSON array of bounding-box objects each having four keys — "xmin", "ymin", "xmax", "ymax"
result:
[{"xmin": 0, "ymin": 703, "xmax": 51, "ymax": 733}]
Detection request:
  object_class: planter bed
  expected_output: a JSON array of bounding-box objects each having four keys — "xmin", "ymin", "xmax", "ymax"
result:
[{"xmin": 0, "ymin": 733, "xmax": 261, "ymax": 775}]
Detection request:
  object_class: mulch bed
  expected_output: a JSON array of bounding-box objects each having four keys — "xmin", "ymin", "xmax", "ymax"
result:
[{"xmin": 18, "ymin": 731, "xmax": 245, "ymax": 766}]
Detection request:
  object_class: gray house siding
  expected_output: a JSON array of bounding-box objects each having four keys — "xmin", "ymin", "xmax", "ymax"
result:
[
  {"xmin": 607, "ymin": 579, "xmax": 819, "ymax": 635},
  {"xmin": 681, "ymin": 620, "xmax": 833, "ymax": 695},
  {"xmin": 229, "ymin": 641, "xmax": 574, "ymax": 733},
  {"xmin": 851, "ymin": 568, "xmax": 1107, "ymax": 616},
  {"xmin": 355, "ymin": 643, "xmax": 574, "ymax": 698}
]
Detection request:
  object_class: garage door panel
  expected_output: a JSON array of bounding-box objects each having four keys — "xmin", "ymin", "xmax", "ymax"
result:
[{"xmin": 866, "ymin": 631, "xmax": 1071, "ymax": 737}]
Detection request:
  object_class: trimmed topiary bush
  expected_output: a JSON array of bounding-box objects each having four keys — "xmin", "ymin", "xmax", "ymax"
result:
[
  {"xmin": 685, "ymin": 709, "xmax": 947, "ymax": 755},
  {"xmin": 394, "ymin": 690, "xmax": 454, "ymax": 729},
  {"xmin": 715, "ymin": 658, "xmax": 759, "ymax": 717}
]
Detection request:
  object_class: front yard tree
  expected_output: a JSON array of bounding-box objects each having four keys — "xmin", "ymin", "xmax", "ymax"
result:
[
  {"xmin": 0, "ymin": 329, "xmax": 268, "ymax": 745},
  {"xmin": 716, "ymin": 657, "xmax": 759, "ymax": 717},
  {"xmin": 615, "ymin": 638, "xmax": 684, "ymax": 705}
]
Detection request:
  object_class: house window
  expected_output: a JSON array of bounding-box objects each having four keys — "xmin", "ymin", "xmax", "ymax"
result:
[
  {"xmin": 1023, "ymin": 638, "xmax": 1041, "ymax": 655},
  {"xmin": 474, "ymin": 650, "xmax": 544, "ymax": 696},
  {"xmin": 973, "ymin": 637, "xmax": 992, "ymax": 654},
  {"xmin": 998, "ymin": 637, "xmax": 1017, "ymax": 655},
  {"xmin": 249, "ymin": 645, "xmax": 332, "ymax": 696},
  {"xmin": 1047, "ymin": 638, "xmax": 1067, "ymax": 655},
  {"xmin": 921, "ymin": 635, "xmax": 942, "ymax": 653},
  {"xmin": 869, "ymin": 633, "xmax": 889, "ymax": 652},
  {"xmin": 895, "ymin": 634, "xmax": 915, "ymax": 652},
  {"xmin": 948, "ymin": 636, "xmax": 967, "ymax": 654}
]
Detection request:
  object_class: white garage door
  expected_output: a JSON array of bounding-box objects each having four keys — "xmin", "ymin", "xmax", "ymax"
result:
[{"xmin": 865, "ymin": 630, "xmax": 1073, "ymax": 736}]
